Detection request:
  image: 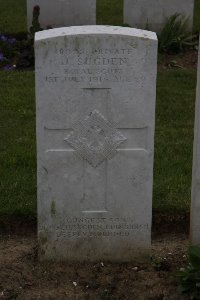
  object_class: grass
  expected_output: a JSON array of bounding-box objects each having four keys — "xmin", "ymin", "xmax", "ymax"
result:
[
  {"xmin": 97, "ymin": 0, "xmax": 123, "ymax": 26},
  {"xmin": 154, "ymin": 70, "xmax": 196, "ymax": 212},
  {"xmin": 0, "ymin": 71, "xmax": 36, "ymax": 216},
  {"xmin": 0, "ymin": 0, "xmax": 199, "ymax": 34},
  {"xmin": 0, "ymin": 0, "xmax": 27, "ymax": 34},
  {"xmin": 194, "ymin": 0, "xmax": 200, "ymax": 32},
  {"xmin": 0, "ymin": 69, "xmax": 196, "ymax": 216}
]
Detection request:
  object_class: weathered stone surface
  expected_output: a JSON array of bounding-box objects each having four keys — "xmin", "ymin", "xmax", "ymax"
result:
[
  {"xmin": 27, "ymin": 0, "xmax": 96, "ymax": 30},
  {"xmin": 35, "ymin": 26, "xmax": 157, "ymax": 261},
  {"xmin": 191, "ymin": 40, "xmax": 200, "ymax": 246},
  {"xmin": 124, "ymin": 0, "xmax": 194, "ymax": 32}
]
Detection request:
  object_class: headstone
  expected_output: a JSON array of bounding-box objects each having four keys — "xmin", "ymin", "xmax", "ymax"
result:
[
  {"xmin": 35, "ymin": 26, "xmax": 157, "ymax": 261},
  {"xmin": 191, "ymin": 40, "xmax": 200, "ymax": 245},
  {"xmin": 27, "ymin": 0, "xmax": 96, "ymax": 31},
  {"xmin": 124, "ymin": 0, "xmax": 194, "ymax": 32}
]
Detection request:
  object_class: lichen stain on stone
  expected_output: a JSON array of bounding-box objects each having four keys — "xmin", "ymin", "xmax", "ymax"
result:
[
  {"xmin": 64, "ymin": 36, "xmax": 69, "ymax": 47},
  {"xmin": 38, "ymin": 233, "xmax": 48, "ymax": 258},
  {"xmin": 40, "ymin": 41, "xmax": 50, "ymax": 61},
  {"xmin": 40, "ymin": 41, "xmax": 46, "ymax": 47},
  {"xmin": 50, "ymin": 200, "xmax": 56, "ymax": 217},
  {"xmin": 74, "ymin": 37, "xmax": 82, "ymax": 53}
]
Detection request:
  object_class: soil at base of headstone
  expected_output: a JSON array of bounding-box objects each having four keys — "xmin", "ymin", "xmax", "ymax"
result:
[
  {"xmin": 159, "ymin": 49, "xmax": 198, "ymax": 70},
  {"xmin": 0, "ymin": 232, "xmax": 190, "ymax": 300},
  {"xmin": 0, "ymin": 211, "xmax": 192, "ymax": 300}
]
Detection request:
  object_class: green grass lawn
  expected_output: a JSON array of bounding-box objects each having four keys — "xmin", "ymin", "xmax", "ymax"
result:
[
  {"xmin": 154, "ymin": 70, "xmax": 196, "ymax": 212},
  {"xmin": 0, "ymin": 71, "xmax": 36, "ymax": 216},
  {"xmin": 0, "ymin": 0, "xmax": 199, "ymax": 34},
  {"xmin": 194, "ymin": 0, "xmax": 200, "ymax": 32},
  {"xmin": 97, "ymin": 0, "xmax": 123, "ymax": 26},
  {"xmin": 0, "ymin": 0, "xmax": 27, "ymax": 34},
  {"xmin": 0, "ymin": 70, "xmax": 196, "ymax": 216}
]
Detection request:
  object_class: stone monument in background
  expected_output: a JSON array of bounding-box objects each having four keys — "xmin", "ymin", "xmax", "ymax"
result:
[
  {"xmin": 124, "ymin": 0, "xmax": 194, "ymax": 32},
  {"xmin": 191, "ymin": 39, "xmax": 200, "ymax": 246},
  {"xmin": 27, "ymin": 0, "xmax": 96, "ymax": 30}
]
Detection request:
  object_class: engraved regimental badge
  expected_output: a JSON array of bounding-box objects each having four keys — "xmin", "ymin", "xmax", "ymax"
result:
[{"xmin": 64, "ymin": 110, "xmax": 127, "ymax": 167}]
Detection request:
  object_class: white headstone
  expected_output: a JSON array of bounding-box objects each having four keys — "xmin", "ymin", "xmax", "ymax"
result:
[
  {"xmin": 35, "ymin": 26, "xmax": 157, "ymax": 261},
  {"xmin": 27, "ymin": 0, "xmax": 96, "ymax": 30},
  {"xmin": 191, "ymin": 40, "xmax": 200, "ymax": 245},
  {"xmin": 124, "ymin": 0, "xmax": 194, "ymax": 32}
]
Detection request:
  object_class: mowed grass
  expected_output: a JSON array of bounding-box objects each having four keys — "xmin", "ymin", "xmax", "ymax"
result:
[
  {"xmin": 0, "ymin": 0, "xmax": 27, "ymax": 34},
  {"xmin": 0, "ymin": 0, "xmax": 199, "ymax": 34},
  {"xmin": 154, "ymin": 70, "xmax": 196, "ymax": 212},
  {"xmin": 194, "ymin": 0, "xmax": 200, "ymax": 32},
  {"xmin": 97, "ymin": 0, "xmax": 123, "ymax": 26},
  {"xmin": 0, "ymin": 70, "xmax": 196, "ymax": 216},
  {"xmin": 0, "ymin": 71, "xmax": 36, "ymax": 216}
]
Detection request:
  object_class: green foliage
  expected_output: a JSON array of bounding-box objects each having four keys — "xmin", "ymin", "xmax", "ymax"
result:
[
  {"xmin": 25, "ymin": 5, "xmax": 43, "ymax": 68},
  {"xmin": 17, "ymin": 38, "xmax": 35, "ymax": 68},
  {"xmin": 194, "ymin": 0, "xmax": 200, "ymax": 32},
  {"xmin": 0, "ymin": 34, "xmax": 36, "ymax": 69},
  {"xmin": 29, "ymin": 5, "xmax": 42, "ymax": 39},
  {"xmin": 0, "ymin": 37, "xmax": 17, "ymax": 59},
  {"xmin": 190, "ymin": 247, "xmax": 200, "ymax": 269},
  {"xmin": 177, "ymin": 246, "xmax": 200, "ymax": 298},
  {"xmin": 0, "ymin": 35, "xmax": 17, "ymax": 68},
  {"xmin": 151, "ymin": 256, "xmax": 164, "ymax": 270},
  {"xmin": 158, "ymin": 13, "xmax": 198, "ymax": 53},
  {"xmin": 151, "ymin": 256, "xmax": 170, "ymax": 271}
]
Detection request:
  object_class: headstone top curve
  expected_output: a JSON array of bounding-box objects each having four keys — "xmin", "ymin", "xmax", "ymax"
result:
[{"xmin": 35, "ymin": 25, "xmax": 157, "ymax": 42}]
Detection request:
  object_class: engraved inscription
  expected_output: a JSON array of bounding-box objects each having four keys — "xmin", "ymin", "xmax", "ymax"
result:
[
  {"xmin": 64, "ymin": 110, "xmax": 127, "ymax": 167},
  {"xmin": 39, "ymin": 217, "xmax": 149, "ymax": 239},
  {"xmin": 42, "ymin": 46, "xmax": 145, "ymax": 85}
]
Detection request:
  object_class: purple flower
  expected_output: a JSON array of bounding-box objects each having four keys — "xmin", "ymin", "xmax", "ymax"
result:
[
  {"xmin": 8, "ymin": 38, "xmax": 17, "ymax": 44},
  {"xmin": 0, "ymin": 35, "xmax": 7, "ymax": 42},
  {"xmin": 0, "ymin": 52, "xmax": 5, "ymax": 61},
  {"xmin": 3, "ymin": 65, "xmax": 15, "ymax": 71}
]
